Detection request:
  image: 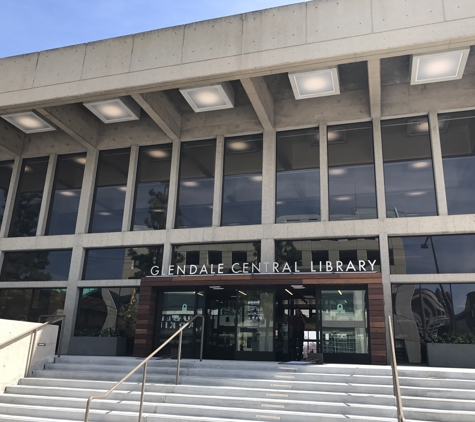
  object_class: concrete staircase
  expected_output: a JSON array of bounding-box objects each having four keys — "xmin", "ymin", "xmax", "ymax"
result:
[{"xmin": 0, "ymin": 356, "xmax": 474, "ymax": 421}]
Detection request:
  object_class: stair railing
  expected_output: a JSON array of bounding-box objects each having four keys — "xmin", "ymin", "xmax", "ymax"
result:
[
  {"xmin": 387, "ymin": 315, "xmax": 405, "ymax": 422},
  {"xmin": 84, "ymin": 313, "xmax": 205, "ymax": 422},
  {"xmin": 0, "ymin": 315, "xmax": 65, "ymax": 377}
]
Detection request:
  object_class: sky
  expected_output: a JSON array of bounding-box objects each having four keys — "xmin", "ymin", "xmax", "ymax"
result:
[{"xmin": 1, "ymin": 0, "xmax": 304, "ymax": 59}]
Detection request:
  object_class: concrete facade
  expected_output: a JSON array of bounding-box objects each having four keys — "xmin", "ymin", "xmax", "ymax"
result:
[{"xmin": 1, "ymin": 0, "xmax": 475, "ymax": 358}]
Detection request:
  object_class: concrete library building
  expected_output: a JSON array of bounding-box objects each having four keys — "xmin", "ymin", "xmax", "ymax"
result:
[{"xmin": 1, "ymin": 0, "xmax": 475, "ymax": 367}]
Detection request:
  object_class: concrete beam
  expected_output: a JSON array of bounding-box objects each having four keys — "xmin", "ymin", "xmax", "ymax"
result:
[
  {"xmin": 0, "ymin": 121, "xmax": 25, "ymax": 157},
  {"xmin": 367, "ymin": 60, "xmax": 381, "ymax": 118},
  {"xmin": 240, "ymin": 77, "xmax": 274, "ymax": 131},
  {"xmin": 36, "ymin": 104, "xmax": 99, "ymax": 149},
  {"xmin": 132, "ymin": 92, "xmax": 181, "ymax": 141}
]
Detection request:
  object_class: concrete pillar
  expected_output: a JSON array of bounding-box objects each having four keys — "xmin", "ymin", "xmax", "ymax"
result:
[
  {"xmin": 260, "ymin": 238, "xmax": 275, "ymax": 273},
  {"xmin": 429, "ymin": 111, "xmax": 448, "ymax": 216},
  {"xmin": 165, "ymin": 138, "xmax": 181, "ymax": 230},
  {"xmin": 373, "ymin": 118, "xmax": 387, "ymax": 219},
  {"xmin": 0, "ymin": 156, "xmax": 22, "ymax": 238},
  {"xmin": 36, "ymin": 154, "xmax": 57, "ymax": 236},
  {"xmin": 161, "ymin": 242, "xmax": 173, "ymax": 276},
  {"xmin": 379, "ymin": 232, "xmax": 392, "ymax": 364},
  {"xmin": 261, "ymin": 130, "xmax": 276, "ymax": 225},
  {"xmin": 75, "ymin": 148, "xmax": 99, "ymax": 234},
  {"xmin": 212, "ymin": 136, "xmax": 224, "ymax": 227},
  {"xmin": 122, "ymin": 144, "xmax": 139, "ymax": 232},
  {"xmin": 319, "ymin": 123, "xmax": 329, "ymax": 222}
]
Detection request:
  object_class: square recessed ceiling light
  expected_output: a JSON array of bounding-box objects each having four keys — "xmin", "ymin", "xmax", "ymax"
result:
[
  {"xmin": 1, "ymin": 111, "xmax": 56, "ymax": 134},
  {"xmin": 411, "ymin": 49, "xmax": 470, "ymax": 85},
  {"xmin": 180, "ymin": 83, "xmax": 235, "ymax": 113},
  {"xmin": 83, "ymin": 97, "xmax": 140, "ymax": 123},
  {"xmin": 289, "ymin": 68, "xmax": 340, "ymax": 100}
]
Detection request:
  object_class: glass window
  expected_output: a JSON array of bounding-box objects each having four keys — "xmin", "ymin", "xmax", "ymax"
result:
[
  {"xmin": 0, "ymin": 288, "xmax": 66, "ymax": 322},
  {"xmin": 389, "ymin": 234, "xmax": 475, "ymax": 274},
  {"xmin": 175, "ymin": 140, "xmax": 216, "ymax": 228},
  {"xmin": 0, "ymin": 250, "xmax": 72, "ymax": 281},
  {"xmin": 82, "ymin": 246, "xmax": 163, "ymax": 280},
  {"xmin": 133, "ymin": 144, "xmax": 172, "ymax": 231},
  {"xmin": 276, "ymin": 128, "xmax": 320, "ymax": 223},
  {"xmin": 276, "ymin": 238, "xmax": 380, "ymax": 272},
  {"xmin": 439, "ymin": 111, "xmax": 475, "ymax": 215},
  {"xmin": 89, "ymin": 149, "xmax": 130, "ymax": 233},
  {"xmin": 0, "ymin": 161, "xmax": 13, "ymax": 230},
  {"xmin": 46, "ymin": 153, "xmax": 86, "ymax": 235},
  {"xmin": 382, "ymin": 117, "xmax": 437, "ymax": 217},
  {"xmin": 328, "ymin": 122, "xmax": 377, "ymax": 220},
  {"xmin": 222, "ymin": 135, "xmax": 263, "ymax": 226},
  {"xmin": 9, "ymin": 157, "xmax": 49, "ymax": 237}
]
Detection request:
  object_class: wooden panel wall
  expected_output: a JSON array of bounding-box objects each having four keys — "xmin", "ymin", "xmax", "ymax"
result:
[
  {"xmin": 134, "ymin": 285, "xmax": 157, "ymax": 357},
  {"xmin": 368, "ymin": 283, "xmax": 387, "ymax": 364}
]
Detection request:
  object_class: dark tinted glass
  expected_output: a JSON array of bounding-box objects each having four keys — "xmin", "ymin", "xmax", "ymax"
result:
[
  {"xmin": 172, "ymin": 242, "xmax": 261, "ymax": 274},
  {"xmin": 389, "ymin": 234, "xmax": 475, "ymax": 274},
  {"xmin": 222, "ymin": 134, "xmax": 263, "ymax": 226},
  {"xmin": 0, "ymin": 250, "xmax": 72, "ymax": 281},
  {"xmin": 133, "ymin": 144, "xmax": 172, "ymax": 230},
  {"xmin": 90, "ymin": 149, "xmax": 130, "ymax": 233},
  {"xmin": 382, "ymin": 117, "xmax": 437, "ymax": 217},
  {"xmin": 82, "ymin": 246, "xmax": 163, "ymax": 280},
  {"xmin": 328, "ymin": 122, "xmax": 377, "ymax": 220},
  {"xmin": 276, "ymin": 128, "xmax": 320, "ymax": 223},
  {"xmin": 276, "ymin": 238, "xmax": 380, "ymax": 272},
  {"xmin": 439, "ymin": 111, "xmax": 475, "ymax": 215},
  {"xmin": 0, "ymin": 288, "xmax": 66, "ymax": 321},
  {"xmin": 9, "ymin": 157, "xmax": 49, "ymax": 237},
  {"xmin": 0, "ymin": 161, "xmax": 13, "ymax": 230},
  {"xmin": 46, "ymin": 153, "xmax": 86, "ymax": 235},
  {"xmin": 175, "ymin": 140, "xmax": 215, "ymax": 228}
]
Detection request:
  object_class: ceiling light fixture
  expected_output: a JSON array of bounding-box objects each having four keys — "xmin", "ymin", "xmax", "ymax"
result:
[
  {"xmin": 289, "ymin": 68, "xmax": 340, "ymax": 100},
  {"xmin": 1, "ymin": 111, "xmax": 56, "ymax": 134},
  {"xmin": 83, "ymin": 97, "xmax": 140, "ymax": 123},
  {"xmin": 411, "ymin": 49, "xmax": 470, "ymax": 85},
  {"xmin": 180, "ymin": 83, "xmax": 235, "ymax": 113},
  {"xmin": 285, "ymin": 289, "xmax": 294, "ymax": 296}
]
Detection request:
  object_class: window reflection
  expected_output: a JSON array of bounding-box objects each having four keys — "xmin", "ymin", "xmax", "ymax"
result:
[
  {"xmin": 222, "ymin": 135, "xmax": 262, "ymax": 226},
  {"xmin": 0, "ymin": 250, "xmax": 72, "ymax": 281},
  {"xmin": 276, "ymin": 128, "xmax": 320, "ymax": 223},
  {"xmin": 133, "ymin": 144, "xmax": 172, "ymax": 231},
  {"xmin": 382, "ymin": 117, "xmax": 437, "ymax": 217},
  {"xmin": 0, "ymin": 161, "xmax": 13, "ymax": 230},
  {"xmin": 9, "ymin": 157, "xmax": 49, "ymax": 237},
  {"xmin": 89, "ymin": 149, "xmax": 130, "ymax": 233},
  {"xmin": 83, "ymin": 246, "xmax": 163, "ymax": 280},
  {"xmin": 439, "ymin": 111, "xmax": 475, "ymax": 215},
  {"xmin": 46, "ymin": 153, "xmax": 86, "ymax": 235},
  {"xmin": 175, "ymin": 140, "xmax": 216, "ymax": 228},
  {"xmin": 328, "ymin": 122, "xmax": 377, "ymax": 220}
]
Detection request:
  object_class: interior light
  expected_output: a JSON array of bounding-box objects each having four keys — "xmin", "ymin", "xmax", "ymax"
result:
[
  {"xmin": 228, "ymin": 141, "xmax": 250, "ymax": 151},
  {"xmin": 335, "ymin": 196, "xmax": 352, "ymax": 201},
  {"xmin": 183, "ymin": 181, "xmax": 199, "ymax": 187},
  {"xmin": 285, "ymin": 289, "xmax": 294, "ymax": 296},
  {"xmin": 74, "ymin": 157, "xmax": 87, "ymax": 165},
  {"xmin": 180, "ymin": 82, "xmax": 235, "ymax": 113},
  {"xmin": 407, "ymin": 191, "xmax": 427, "ymax": 196},
  {"xmin": 329, "ymin": 168, "xmax": 347, "ymax": 176},
  {"xmin": 98, "ymin": 211, "xmax": 112, "ymax": 216},
  {"xmin": 83, "ymin": 97, "xmax": 140, "ymax": 123},
  {"xmin": 1, "ymin": 111, "xmax": 56, "ymax": 134},
  {"xmin": 411, "ymin": 49, "xmax": 470, "ymax": 85},
  {"xmin": 238, "ymin": 290, "xmax": 247, "ymax": 296},
  {"xmin": 291, "ymin": 285, "xmax": 305, "ymax": 289},
  {"xmin": 24, "ymin": 166, "xmax": 34, "ymax": 173},
  {"xmin": 407, "ymin": 117, "xmax": 450, "ymax": 136},
  {"xmin": 250, "ymin": 175, "xmax": 262, "ymax": 182},
  {"xmin": 338, "ymin": 290, "xmax": 342, "ymax": 295},
  {"xmin": 197, "ymin": 292, "xmax": 204, "ymax": 296},
  {"xmin": 289, "ymin": 68, "xmax": 340, "ymax": 100},
  {"xmin": 410, "ymin": 161, "xmax": 430, "ymax": 169},
  {"xmin": 147, "ymin": 149, "xmax": 170, "ymax": 159},
  {"xmin": 58, "ymin": 191, "xmax": 77, "ymax": 197}
]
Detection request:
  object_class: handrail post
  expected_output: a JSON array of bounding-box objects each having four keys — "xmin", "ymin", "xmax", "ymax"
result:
[
  {"xmin": 25, "ymin": 329, "xmax": 38, "ymax": 377},
  {"xmin": 138, "ymin": 361, "xmax": 147, "ymax": 422},
  {"xmin": 199, "ymin": 314, "xmax": 204, "ymax": 362},
  {"xmin": 388, "ymin": 315, "xmax": 405, "ymax": 422},
  {"xmin": 176, "ymin": 330, "xmax": 183, "ymax": 385}
]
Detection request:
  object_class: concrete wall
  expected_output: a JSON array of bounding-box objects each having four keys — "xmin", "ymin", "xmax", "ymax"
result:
[{"xmin": 0, "ymin": 319, "xmax": 58, "ymax": 392}]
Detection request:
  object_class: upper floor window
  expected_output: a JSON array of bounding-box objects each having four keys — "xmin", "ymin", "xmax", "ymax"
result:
[{"xmin": 0, "ymin": 161, "xmax": 13, "ymax": 230}]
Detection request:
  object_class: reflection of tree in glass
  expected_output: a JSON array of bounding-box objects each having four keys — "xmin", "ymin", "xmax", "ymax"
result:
[
  {"xmin": 276, "ymin": 241, "xmax": 302, "ymax": 270},
  {"xmin": 127, "ymin": 247, "xmax": 163, "ymax": 279},
  {"xmin": 10, "ymin": 192, "xmax": 42, "ymax": 237},
  {"xmin": 0, "ymin": 251, "xmax": 52, "ymax": 281},
  {"xmin": 144, "ymin": 188, "xmax": 167, "ymax": 230}
]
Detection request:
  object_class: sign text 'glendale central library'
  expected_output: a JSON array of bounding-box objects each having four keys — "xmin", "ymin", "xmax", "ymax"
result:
[{"xmin": 149, "ymin": 260, "xmax": 378, "ymax": 276}]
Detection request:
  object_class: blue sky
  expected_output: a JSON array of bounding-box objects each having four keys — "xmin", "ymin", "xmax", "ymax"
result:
[{"xmin": 1, "ymin": 0, "xmax": 303, "ymax": 58}]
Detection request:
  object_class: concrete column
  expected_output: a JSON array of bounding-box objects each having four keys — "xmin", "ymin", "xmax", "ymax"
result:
[
  {"xmin": 161, "ymin": 242, "xmax": 173, "ymax": 276},
  {"xmin": 0, "ymin": 156, "xmax": 22, "ymax": 238},
  {"xmin": 122, "ymin": 144, "xmax": 139, "ymax": 232},
  {"xmin": 36, "ymin": 154, "xmax": 57, "ymax": 236},
  {"xmin": 379, "ymin": 232, "xmax": 392, "ymax": 364},
  {"xmin": 429, "ymin": 111, "xmax": 448, "ymax": 216},
  {"xmin": 260, "ymin": 238, "xmax": 275, "ymax": 273},
  {"xmin": 373, "ymin": 118, "xmax": 387, "ymax": 219},
  {"xmin": 319, "ymin": 123, "xmax": 329, "ymax": 222},
  {"xmin": 59, "ymin": 245, "xmax": 86, "ymax": 354},
  {"xmin": 212, "ymin": 136, "xmax": 224, "ymax": 227},
  {"xmin": 75, "ymin": 148, "xmax": 99, "ymax": 234},
  {"xmin": 165, "ymin": 138, "xmax": 181, "ymax": 230},
  {"xmin": 261, "ymin": 130, "xmax": 276, "ymax": 224}
]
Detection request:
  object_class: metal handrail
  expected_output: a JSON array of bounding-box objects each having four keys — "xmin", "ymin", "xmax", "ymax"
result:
[
  {"xmin": 388, "ymin": 315, "xmax": 405, "ymax": 422},
  {"xmin": 84, "ymin": 313, "xmax": 205, "ymax": 422},
  {"xmin": 0, "ymin": 315, "xmax": 65, "ymax": 377}
]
